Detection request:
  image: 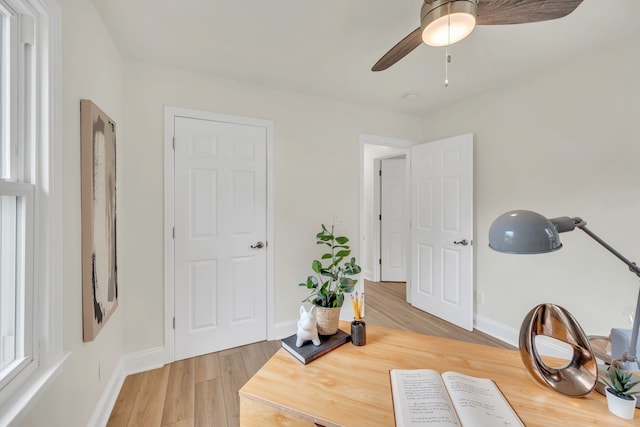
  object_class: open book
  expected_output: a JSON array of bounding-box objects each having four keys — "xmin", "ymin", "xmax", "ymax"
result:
[{"xmin": 389, "ymin": 369, "xmax": 524, "ymax": 427}]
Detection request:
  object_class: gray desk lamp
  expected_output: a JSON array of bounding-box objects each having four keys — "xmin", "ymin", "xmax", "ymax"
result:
[{"xmin": 489, "ymin": 210, "xmax": 640, "ymax": 396}]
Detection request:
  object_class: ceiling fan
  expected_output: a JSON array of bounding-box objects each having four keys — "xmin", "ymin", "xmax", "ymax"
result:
[{"xmin": 372, "ymin": 0, "xmax": 584, "ymax": 71}]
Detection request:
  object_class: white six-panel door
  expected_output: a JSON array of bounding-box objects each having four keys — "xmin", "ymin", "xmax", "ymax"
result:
[
  {"xmin": 380, "ymin": 158, "xmax": 406, "ymax": 282},
  {"xmin": 173, "ymin": 116, "xmax": 267, "ymax": 360},
  {"xmin": 410, "ymin": 134, "xmax": 473, "ymax": 331}
]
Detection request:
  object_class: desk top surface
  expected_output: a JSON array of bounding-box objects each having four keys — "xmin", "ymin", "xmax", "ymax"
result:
[{"xmin": 240, "ymin": 322, "xmax": 635, "ymax": 426}]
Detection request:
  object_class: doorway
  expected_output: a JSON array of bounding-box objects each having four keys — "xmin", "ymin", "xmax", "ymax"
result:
[
  {"xmin": 359, "ymin": 134, "xmax": 415, "ymax": 297},
  {"xmin": 359, "ymin": 133, "xmax": 474, "ymax": 331}
]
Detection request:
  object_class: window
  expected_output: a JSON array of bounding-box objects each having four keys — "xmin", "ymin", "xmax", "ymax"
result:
[
  {"xmin": 0, "ymin": 185, "xmax": 34, "ymax": 386},
  {"xmin": 0, "ymin": 0, "xmax": 62, "ymax": 420},
  {"xmin": 0, "ymin": 0, "xmax": 37, "ymax": 393}
]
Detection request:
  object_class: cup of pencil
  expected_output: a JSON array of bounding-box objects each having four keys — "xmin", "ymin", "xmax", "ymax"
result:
[{"xmin": 350, "ymin": 292, "xmax": 366, "ymax": 346}]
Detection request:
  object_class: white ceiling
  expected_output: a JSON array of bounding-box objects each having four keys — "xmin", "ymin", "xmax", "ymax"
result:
[{"xmin": 91, "ymin": 0, "xmax": 640, "ymax": 116}]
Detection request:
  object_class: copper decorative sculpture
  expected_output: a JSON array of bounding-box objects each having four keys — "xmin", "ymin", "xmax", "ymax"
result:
[{"xmin": 519, "ymin": 303, "xmax": 597, "ymax": 396}]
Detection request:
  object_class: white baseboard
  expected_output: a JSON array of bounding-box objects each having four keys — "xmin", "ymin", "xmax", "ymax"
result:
[
  {"xmin": 89, "ymin": 346, "xmax": 165, "ymax": 427},
  {"xmin": 121, "ymin": 346, "xmax": 166, "ymax": 375},
  {"xmin": 88, "ymin": 358, "xmax": 125, "ymax": 427},
  {"xmin": 474, "ymin": 313, "xmax": 572, "ymax": 358},
  {"xmin": 474, "ymin": 313, "xmax": 519, "ymax": 348}
]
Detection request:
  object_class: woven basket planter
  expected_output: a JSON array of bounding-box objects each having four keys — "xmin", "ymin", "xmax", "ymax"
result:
[{"xmin": 315, "ymin": 306, "xmax": 341, "ymax": 335}]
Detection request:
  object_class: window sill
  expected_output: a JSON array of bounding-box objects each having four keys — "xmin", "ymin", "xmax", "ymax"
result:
[{"xmin": 0, "ymin": 352, "xmax": 70, "ymax": 426}]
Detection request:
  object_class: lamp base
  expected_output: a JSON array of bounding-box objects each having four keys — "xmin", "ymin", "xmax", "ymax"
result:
[{"xmin": 595, "ymin": 364, "xmax": 640, "ymax": 409}]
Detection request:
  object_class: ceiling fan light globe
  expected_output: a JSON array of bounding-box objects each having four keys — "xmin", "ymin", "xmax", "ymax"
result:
[
  {"xmin": 420, "ymin": 0, "xmax": 477, "ymax": 47},
  {"xmin": 422, "ymin": 12, "xmax": 476, "ymax": 46}
]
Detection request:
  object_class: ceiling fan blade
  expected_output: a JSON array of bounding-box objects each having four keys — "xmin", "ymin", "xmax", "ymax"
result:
[
  {"xmin": 372, "ymin": 27, "xmax": 422, "ymax": 72},
  {"xmin": 477, "ymin": 0, "xmax": 584, "ymax": 25}
]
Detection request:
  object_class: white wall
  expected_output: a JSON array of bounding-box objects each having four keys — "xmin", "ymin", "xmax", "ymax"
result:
[
  {"xmin": 420, "ymin": 33, "xmax": 640, "ymax": 336},
  {"xmin": 20, "ymin": 0, "xmax": 126, "ymax": 425},
  {"xmin": 121, "ymin": 60, "xmax": 424, "ymax": 352}
]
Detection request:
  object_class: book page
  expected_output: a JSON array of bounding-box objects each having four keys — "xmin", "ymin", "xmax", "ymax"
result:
[
  {"xmin": 441, "ymin": 372, "xmax": 524, "ymax": 427},
  {"xmin": 390, "ymin": 369, "xmax": 461, "ymax": 426}
]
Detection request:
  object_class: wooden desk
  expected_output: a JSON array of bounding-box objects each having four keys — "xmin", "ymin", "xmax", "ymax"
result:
[{"xmin": 239, "ymin": 322, "xmax": 636, "ymax": 426}]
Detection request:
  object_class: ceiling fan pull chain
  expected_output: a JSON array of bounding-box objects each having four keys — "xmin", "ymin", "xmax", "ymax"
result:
[
  {"xmin": 445, "ymin": 2, "xmax": 451, "ymax": 87},
  {"xmin": 445, "ymin": 47, "xmax": 450, "ymax": 87}
]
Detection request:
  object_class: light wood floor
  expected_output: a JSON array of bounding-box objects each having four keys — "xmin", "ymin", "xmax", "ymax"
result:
[{"xmin": 107, "ymin": 281, "xmax": 513, "ymax": 426}]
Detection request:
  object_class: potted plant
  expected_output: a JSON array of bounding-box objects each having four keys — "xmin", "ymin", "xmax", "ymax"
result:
[
  {"xmin": 600, "ymin": 366, "xmax": 640, "ymax": 419},
  {"xmin": 299, "ymin": 224, "xmax": 361, "ymax": 335}
]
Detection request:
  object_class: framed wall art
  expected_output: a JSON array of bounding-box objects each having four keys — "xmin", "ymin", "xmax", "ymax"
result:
[{"xmin": 80, "ymin": 99, "xmax": 118, "ymax": 342}]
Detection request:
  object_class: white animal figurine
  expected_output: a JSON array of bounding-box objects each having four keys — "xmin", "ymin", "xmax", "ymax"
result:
[{"xmin": 296, "ymin": 305, "xmax": 321, "ymax": 347}]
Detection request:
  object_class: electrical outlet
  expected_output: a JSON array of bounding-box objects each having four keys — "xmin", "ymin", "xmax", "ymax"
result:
[{"xmin": 475, "ymin": 291, "xmax": 485, "ymax": 305}]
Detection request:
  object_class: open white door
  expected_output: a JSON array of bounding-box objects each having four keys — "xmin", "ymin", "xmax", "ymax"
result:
[
  {"xmin": 410, "ymin": 134, "xmax": 473, "ymax": 330},
  {"xmin": 173, "ymin": 116, "xmax": 268, "ymax": 360},
  {"xmin": 380, "ymin": 158, "xmax": 406, "ymax": 282}
]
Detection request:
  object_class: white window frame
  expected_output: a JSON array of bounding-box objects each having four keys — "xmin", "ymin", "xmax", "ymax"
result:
[
  {"xmin": 0, "ymin": 0, "xmax": 64, "ymax": 424},
  {"xmin": 0, "ymin": 182, "xmax": 34, "ymax": 389}
]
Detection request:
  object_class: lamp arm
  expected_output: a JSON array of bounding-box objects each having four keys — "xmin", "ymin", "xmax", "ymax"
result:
[
  {"xmin": 550, "ymin": 216, "xmax": 640, "ymax": 277},
  {"xmin": 576, "ymin": 223, "xmax": 640, "ymax": 278},
  {"xmin": 555, "ymin": 217, "xmax": 640, "ymax": 365}
]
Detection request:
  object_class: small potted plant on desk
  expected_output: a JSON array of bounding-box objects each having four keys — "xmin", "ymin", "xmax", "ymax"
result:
[
  {"xmin": 298, "ymin": 224, "xmax": 361, "ymax": 335},
  {"xmin": 600, "ymin": 366, "xmax": 640, "ymax": 419}
]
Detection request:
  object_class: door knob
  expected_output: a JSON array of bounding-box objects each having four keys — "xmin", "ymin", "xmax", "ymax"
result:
[
  {"xmin": 453, "ymin": 239, "xmax": 469, "ymax": 246},
  {"xmin": 250, "ymin": 241, "xmax": 265, "ymax": 249}
]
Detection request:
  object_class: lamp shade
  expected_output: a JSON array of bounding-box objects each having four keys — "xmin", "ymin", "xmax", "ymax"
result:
[{"xmin": 488, "ymin": 210, "xmax": 562, "ymax": 254}]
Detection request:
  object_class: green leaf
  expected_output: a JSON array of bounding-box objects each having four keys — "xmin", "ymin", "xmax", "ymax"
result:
[
  {"xmin": 321, "ymin": 253, "xmax": 332, "ymax": 259},
  {"xmin": 307, "ymin": 276, "xmax": 318, "ymax": 289},
  {"xmin": 335, "ymin": 249, "xmax": 351, "ymax": 258},
  {"xmin": 335, "ymin": 236, "xmax": 349, "ymax": 244},
  {"xmin": 603, "ymin": 367, "xmax": 640, "ymax": 396},
  {"xmin": 344, "ymin": 262, "xmax": 362, "ymax": 275},
  {"xmin": 340, "ymin": 285, "xmax": 356, "ymax": 294},
  {"xmin": 320, "ymin": 270, "xmax": 337, "ymax": 281},
  {"xmin": 340, "ymin": 277, "xmax": 356, "ymax": 286},
  {"xmin": 314, "ymin": 295, "xmax": 326, "ymax": 306},
  {"xmin": 339, "ymin": 277, "xmax": 356, "ymax": 293},
  {"xmin": 312, "ymin": 260, "xmax": 322, "ymax": 274}
]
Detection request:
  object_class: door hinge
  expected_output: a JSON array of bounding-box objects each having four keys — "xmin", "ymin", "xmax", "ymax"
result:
[
  {"xmin": 379, "ymin": 258, "xmax": 382, "ymax": 265},
  {"xmin": 379, "ymin": 214, "xmax": 382, "ymax": 221},
  {"xmin": 172, "ymin": 136, "xmax": 175, "ymax": 150},
  {"xmin": 379, "ymin": 169, "xmax": 382, "ymax": 176},
  {"xmin": 172, "ymin": 227, "xmax": 175, "ymax": 239},
  {"xmin": 172, "ymin": 317, "xmax": 175, "ymax": 329}
]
